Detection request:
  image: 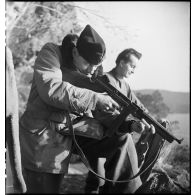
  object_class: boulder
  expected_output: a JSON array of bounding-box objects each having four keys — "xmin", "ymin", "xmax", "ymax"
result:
[{"xmin": 135, "ymin": 168, "xmax": 189, "ymax": 194}]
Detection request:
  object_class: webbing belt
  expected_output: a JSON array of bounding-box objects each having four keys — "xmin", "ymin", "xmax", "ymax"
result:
[{"xmin": 66, "ymin": 112, "xmax": 165, "ymax": 183}]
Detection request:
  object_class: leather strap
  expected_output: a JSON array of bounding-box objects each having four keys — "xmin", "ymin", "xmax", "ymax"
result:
[{"xmin": 66, "ymin": 112, "xmax": 165, "ymax": 183}]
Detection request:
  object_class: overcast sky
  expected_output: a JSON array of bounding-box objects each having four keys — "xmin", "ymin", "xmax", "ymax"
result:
[{"xmin": 76, "ymin": 1, "xmax": 190, "ymax": 92}]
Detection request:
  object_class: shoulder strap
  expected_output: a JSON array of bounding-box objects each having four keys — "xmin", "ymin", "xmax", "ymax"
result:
[{"xmin": 66, "ymin": 111, "xmax": 164, "ymax": 183}]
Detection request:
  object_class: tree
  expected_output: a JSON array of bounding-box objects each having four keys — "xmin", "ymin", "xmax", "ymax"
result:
[{"xmin": 136, "ymin": 90, "xmax": 170, "ymax": 118}]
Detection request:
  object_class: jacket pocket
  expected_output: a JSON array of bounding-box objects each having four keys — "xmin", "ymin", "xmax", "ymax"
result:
[{"xmin": 20, "ymin": 114, "xmax": 48, "ymax": 135}]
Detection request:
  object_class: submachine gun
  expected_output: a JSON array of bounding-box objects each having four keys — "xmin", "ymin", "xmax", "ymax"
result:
[
  {"xmin": 91, "ymin": 74, "xmax": 183, "ymax": 144},
  {"xmin": 91, "ymin": 74, "xmax": 183, "ymax": 182}
]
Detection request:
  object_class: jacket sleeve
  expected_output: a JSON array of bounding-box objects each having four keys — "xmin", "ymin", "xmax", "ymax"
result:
[{"xmin": 34, "ymin": 43, "xmax": 98, "ymax": 113}]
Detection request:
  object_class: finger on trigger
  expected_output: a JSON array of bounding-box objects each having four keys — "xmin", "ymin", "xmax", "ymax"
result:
[
  {"xmin": 150, "ymin": 124, "xmax": 155, "ymax": 134},
  {"xmin": 111, "ymin": 99, "xmax": 119, "ymax": 109},
  {"xmin": 141, "ymin": 119, "xmax": 150, "ymax": 129}
]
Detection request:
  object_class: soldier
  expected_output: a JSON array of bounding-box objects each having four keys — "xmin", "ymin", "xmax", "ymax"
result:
[
  {"xmin": 85, "ymin": 48, "xmax": 155, "ymax": 193},
  {"xmin": 19, "ymin": 24, "xmax": 154, "ymax": 194}
]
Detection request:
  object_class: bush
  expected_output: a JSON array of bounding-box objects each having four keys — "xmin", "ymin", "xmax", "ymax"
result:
[{"xmin": 165, "ymin": 144, "xmax": 189, "ymax": 167}]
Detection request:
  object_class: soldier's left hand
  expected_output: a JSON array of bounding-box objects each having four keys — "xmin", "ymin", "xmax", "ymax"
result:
[{"xmin": 131, "ymin": 119, "xmax": 155, "ymax": 134}]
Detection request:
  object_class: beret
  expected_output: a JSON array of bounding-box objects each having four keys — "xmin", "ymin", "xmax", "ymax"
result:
[{"xmin": 76, "ymin": 25, "xmax": 106, "ymax": 65}]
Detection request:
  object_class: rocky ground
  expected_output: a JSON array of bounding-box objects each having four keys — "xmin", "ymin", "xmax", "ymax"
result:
[
  {"xmin": 6, "ymin": 160, "xmax": 190, "ymax": 194},
  {"xmin": 59, "ymin": 161, "xmax": 190, "ymax": 194}
]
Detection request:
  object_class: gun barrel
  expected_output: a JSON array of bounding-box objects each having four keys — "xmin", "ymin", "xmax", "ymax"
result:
[
  {"xmin": 137, "ymin": 107, "xmax": 183, "ymax": 144},
  {"xmin": 151, "ymin": 121, "xmax": 183, "ymax": 144}
]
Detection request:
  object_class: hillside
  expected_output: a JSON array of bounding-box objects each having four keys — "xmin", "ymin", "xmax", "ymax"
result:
[{"xmin": 135, "ymin": 89, "xmax": 190, "ymax": 113}]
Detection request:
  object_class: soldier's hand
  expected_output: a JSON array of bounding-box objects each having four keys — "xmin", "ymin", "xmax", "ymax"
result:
[
  {"xmin": 96, "ymin": 93, "xmax": 120, "ymax": 115},
  {"xmin": 158, "ymin": 118, "xmax": 170, "ymax": 128},
  {"xmin": 131, "ymin": 119, "xmax": 155, "ymax": 134}
]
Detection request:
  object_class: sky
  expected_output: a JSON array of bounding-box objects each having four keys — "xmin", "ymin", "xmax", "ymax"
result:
[{"xmin": 76, "ymin": 2, "xmax": 190, "ymax": 92}]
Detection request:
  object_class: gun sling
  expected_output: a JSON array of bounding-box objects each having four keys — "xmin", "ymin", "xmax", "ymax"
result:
[{"xmin": 62, "ymin": 111, "xmax": 165, "ymax": 183}]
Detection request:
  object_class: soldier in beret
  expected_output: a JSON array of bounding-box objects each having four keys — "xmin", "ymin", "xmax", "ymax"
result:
[{"xmin": 19, "ymin": 25, "xmax": 144, "ymax": 193}]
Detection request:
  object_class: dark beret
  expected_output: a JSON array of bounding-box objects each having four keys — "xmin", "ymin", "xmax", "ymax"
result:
[{"xmin": 76, "ymin": 25, "xmax": 106, "ymax": 65}]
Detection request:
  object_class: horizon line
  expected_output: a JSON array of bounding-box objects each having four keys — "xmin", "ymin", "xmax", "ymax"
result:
[{"xmin": 133, "ymin": 88, "xmax": 190, "ymax": 93}]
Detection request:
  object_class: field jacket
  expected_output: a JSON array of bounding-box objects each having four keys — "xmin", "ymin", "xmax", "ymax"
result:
[{"xmin": 19, "ymin": 43, "xmax": 100, "ymax": 174}]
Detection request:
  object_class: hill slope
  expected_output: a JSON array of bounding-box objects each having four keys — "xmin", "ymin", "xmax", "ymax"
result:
[{"xmin": 135, "ymin": 89, "xmax": 190, "ymax": 113}]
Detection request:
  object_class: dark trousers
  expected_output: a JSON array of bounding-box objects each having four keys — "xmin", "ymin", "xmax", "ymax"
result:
[
  {"xmin": 23, "ymin": 133, "xmax": 141, "ymax": 194},
  {"xmin": 23, "ymin": 168, "xmax": 64, "ymax": 194},
  {"xmin": 74, "ymin": 133, "xmax": 142, "ymax": 193}
]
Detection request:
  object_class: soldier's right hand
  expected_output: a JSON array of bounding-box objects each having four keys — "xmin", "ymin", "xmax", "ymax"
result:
[{"xmin": 96, "ymin": 93, "xmax": 120, "ymax": 115}]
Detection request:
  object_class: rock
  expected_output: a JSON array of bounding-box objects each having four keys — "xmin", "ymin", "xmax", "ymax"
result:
[
  {"xmin": 135, "ymin": 168, "xmax": 189, "ymax": 194},
  {"xmin": 59, "ymin": 162, "xmax": 189, "ymax": 194}
]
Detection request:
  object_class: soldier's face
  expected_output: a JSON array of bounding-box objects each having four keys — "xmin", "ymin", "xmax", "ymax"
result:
[
  {"xmin": 120, "ymin": 55, "xmax": 139, "ymax": 78},
  {"xmin": 73, "ymin": 48, "xmax": 100, "ymax": 75}
]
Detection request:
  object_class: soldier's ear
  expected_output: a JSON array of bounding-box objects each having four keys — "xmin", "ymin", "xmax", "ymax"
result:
[{"xmin": 119, "ymin": 60, "xmax": 124, "ymax": 68}]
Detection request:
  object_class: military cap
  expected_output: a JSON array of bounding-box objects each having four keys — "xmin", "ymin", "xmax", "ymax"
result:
[{"xmin": 76, "ymin": 25, "xmax": 106, "ymax": 65}]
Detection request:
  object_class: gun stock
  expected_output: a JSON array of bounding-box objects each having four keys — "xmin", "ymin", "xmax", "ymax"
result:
[{"xmin": 91, "ymin": 75, "xmax": 183, "ymax": 144}]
